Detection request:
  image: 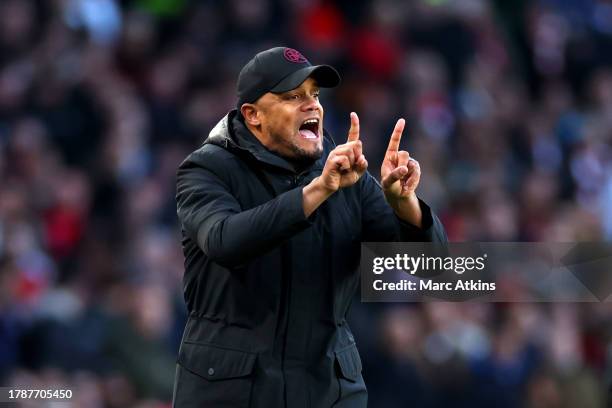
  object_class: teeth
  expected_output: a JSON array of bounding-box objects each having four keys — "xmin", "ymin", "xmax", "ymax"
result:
[{"xmin": 303, "ymin": 119, "xmax": 319, "ymax": 125}]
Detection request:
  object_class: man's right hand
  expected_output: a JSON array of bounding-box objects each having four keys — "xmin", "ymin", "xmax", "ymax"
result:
[
  {"xmin": 303, "ymin": 112, "xmax": 368, "ymax": 216},
  {"xmin": 317, "ymin": 112, "xmax": 368, "ymax": 193}
]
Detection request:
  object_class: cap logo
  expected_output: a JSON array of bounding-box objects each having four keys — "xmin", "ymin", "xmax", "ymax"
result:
[{"xmin": 283, "ymin": 48, "xmax": 307, "ymax": 63}]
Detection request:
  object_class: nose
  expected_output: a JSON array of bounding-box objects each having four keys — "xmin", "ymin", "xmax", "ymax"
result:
[{"xmin": 301, "ymin": 95, "xmax": 321, "ymax": 112}]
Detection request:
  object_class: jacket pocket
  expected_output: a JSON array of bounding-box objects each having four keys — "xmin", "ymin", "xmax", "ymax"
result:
[
  {"xmin": 173, "ymin": 342, "xmax": 256, "ymax": 408},
  {"xmin": 333, "ymin": 343, "xmax": 367, "ymax": 405},
  {"xmin": 334, "ymin": 343, "xmax": 362, "ymax": 382}
]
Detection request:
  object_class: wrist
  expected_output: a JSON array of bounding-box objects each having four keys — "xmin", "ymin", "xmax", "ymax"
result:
[
  {"xmin": 302, "ymin": 177, "xmax": 335, "ymax": 217},
  {"xmin": 387, "ymin": 192, "xmax": 422, "ymax": 227},
  {"xmin": 384, "ymin": 190, "xmax": 415, "ymax": 207},
  {"xmin": 312, "ymin": 176, "xmax": 337, "ymax": 197}
]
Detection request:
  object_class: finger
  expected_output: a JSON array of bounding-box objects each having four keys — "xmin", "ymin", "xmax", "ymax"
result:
[
  {"xmin": 347, "ymin": 112, "xmax": 360, "ymax": 142},
  {"xmin": 386, "ymin": 118, "xmax": 405, "ymax": 153},
  {"xmin": 382, "ymin": 165, "xmax": 409, "ymax": 188},
  {"xmin": 406, "ymin": 158, "xmax": 420, "ymax": 179},
  {"xmin": 402, "ymin": 167, "xmax": 421, "ymax": 193},
  {"xmin": 355, "ymin": 154, "xmax": 368, "ymax": 173},
  {"xmin": 331, "ymin": 155, "xmax": 351, "ymax": 172},
  {"xmin": 338, "ymin": 140, "xmax": 362, "ymax": 157},
  {"xmin": 352, "ymin": 140, "xmax": 362, "ymax": 159},
  {"xmin": 355, "ymin": 154, "xmax": 368, "ymax": 169},
  {"xmin": 397, "ymin": 151, "xmax": 409, "ymax": 168},
  {"xmin": 333, "ymin": 145, "xmax": 356, "ymax": 165},
  {"xmin": 356, "ymin": 154, "xmax": 367, "ymax": 167},
  {"xmin": 401, "ymin": 159, "xmax": 420, "ymax": 191},
  {"xmin": 407, "ymin": 158, "xmax": 419, "ymax": 173}
]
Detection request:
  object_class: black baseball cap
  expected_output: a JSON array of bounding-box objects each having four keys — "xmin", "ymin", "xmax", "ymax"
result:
[{"xmin": 237, "ymin": 47, "xmax": 341, "ymax": 108}]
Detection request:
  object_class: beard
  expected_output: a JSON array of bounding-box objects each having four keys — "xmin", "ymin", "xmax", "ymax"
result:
[{"xmin": 270, "ymin": 131, "xmax": 323, "ymax": 166}]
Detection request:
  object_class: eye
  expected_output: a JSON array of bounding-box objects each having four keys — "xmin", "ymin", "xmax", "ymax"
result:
[{"xmin": 313, "ymin": 92, "xmax": 320, "ymax": 99}]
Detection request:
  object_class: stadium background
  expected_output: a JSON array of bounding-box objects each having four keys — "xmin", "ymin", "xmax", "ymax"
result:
[{"xmin": 0, "ymin": 0, "xmax": 611, "ymax": 406}]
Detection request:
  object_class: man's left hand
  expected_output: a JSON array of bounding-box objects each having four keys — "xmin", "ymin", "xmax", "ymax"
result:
[{"xmin": 380, "ymin": 118, "xmax": 423, "ymax": 228}]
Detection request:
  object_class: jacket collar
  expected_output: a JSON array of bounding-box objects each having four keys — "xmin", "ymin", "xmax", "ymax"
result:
[{"xmin": 205, "ymin": 110, "xmax": 328, "ymax": 174}]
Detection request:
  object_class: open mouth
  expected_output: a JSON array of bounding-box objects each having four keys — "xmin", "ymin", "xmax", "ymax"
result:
[{"xmin": 298, "ymin": 118, "xmax": 320, "ymax": 140}]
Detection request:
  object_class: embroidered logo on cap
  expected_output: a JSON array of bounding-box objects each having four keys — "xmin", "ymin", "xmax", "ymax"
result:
[{"xmin": 283, "ymin": 48, "xmax": 307, "ymax": 63}]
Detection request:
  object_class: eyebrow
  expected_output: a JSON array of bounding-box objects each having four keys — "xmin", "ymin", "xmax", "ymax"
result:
[{"xmin": 280, "ymin": 87, "xmax": 320, "ymax": 96}]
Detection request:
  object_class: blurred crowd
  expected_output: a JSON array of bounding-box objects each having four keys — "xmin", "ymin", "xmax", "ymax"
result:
[{"xmin": 0, "ymin": 0, "xmax": 611, "ymax": 406}]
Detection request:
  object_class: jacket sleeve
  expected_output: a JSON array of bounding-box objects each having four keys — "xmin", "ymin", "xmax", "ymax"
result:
[
  {"xmin": 360, "ymin": 172, "xmax": 448, "ymax": 243},
  {"xmin": 176, "ymin": 159, "xmax": 312, "ymax": 268}
]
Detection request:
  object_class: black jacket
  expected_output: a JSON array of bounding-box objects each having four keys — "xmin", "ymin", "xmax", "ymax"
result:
[{"xmin": 173, "ymin": 110, "xmax": 447, "ymax": 408}]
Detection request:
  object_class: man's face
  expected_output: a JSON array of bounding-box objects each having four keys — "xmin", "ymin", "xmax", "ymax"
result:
[{"xmin": 253, "ymin": 77, "xmax": 324, "ymax": 163}]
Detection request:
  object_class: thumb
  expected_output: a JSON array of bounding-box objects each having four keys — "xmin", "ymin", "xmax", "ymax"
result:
[{"xmin": 381, "ymin": 166, "xmax": 408, "ymax": 188}]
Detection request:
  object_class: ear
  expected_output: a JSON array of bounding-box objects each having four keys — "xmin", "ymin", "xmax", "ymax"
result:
[{"xmin": 240, "ymin": 103, "xmax": 261, "ymax": 127}]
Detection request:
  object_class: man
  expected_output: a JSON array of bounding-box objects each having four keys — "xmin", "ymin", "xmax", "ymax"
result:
[{"xmin": 173, "ymin": 47, "xmax": 447, "ymax": 408}]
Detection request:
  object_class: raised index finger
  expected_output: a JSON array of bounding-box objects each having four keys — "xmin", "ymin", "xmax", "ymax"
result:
[
  {"xmin": 347, "ymin": 112, "xmax": 360, "ymax": 142},
  {"xmin": 386, "ymin": 118, "xmax": 405, "ymax": 152}
]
